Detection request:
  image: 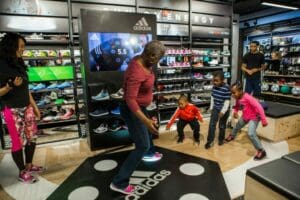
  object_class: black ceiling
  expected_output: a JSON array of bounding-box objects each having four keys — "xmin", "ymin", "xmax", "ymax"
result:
[{"xmin": 233, "ymin": 0, "xmax": 300, "ymax": 15}]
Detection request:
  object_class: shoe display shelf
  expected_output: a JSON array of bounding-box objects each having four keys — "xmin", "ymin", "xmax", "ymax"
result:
[{"xmin": 246, "ymin": 29, "xmax": 300, "ymax": 105}]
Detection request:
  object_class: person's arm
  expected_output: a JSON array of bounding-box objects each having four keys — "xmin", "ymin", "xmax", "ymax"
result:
[
  {"xmin": 220, "ymin": 89, "xmax": 231, "ymax": 115},
  {"xmin": 209, "ymin": 96, "xmax": 213, "ymax": 110},
  {"xmin": 0, "ymin": 84, "xmax": 12, "ymax": 97},
  {"xmin": 166, "ymin": 108, "xmax": 180, "ymax": 130},
  {"xmin": 220, "ymin": 100, "xmax": 230, "ymax": 115},
  {"xmin": 194, "ymin": 105, "xmax": 203, "ymax": 122},
  {"xmin": 125, "ymin": 65, "xmax": 158, "ymax": 134},
  {"xmin": 29, "ymin": 92, "xmax": 40, "ymax": 120},
  {"xmin": 248, "ymin": 96, "xmax": 268, "ymax": 126},
  {"xmin": 232, "ymin": 100, "xmax": 239, "ymax": 119}
]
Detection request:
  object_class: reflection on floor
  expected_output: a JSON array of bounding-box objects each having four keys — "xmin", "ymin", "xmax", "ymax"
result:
[{"xmin": 0, "ymin": 121, "xmax": 299, "ymax": 200}]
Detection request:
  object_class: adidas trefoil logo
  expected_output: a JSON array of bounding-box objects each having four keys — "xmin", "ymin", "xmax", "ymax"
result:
[{"xmin": 133, "ymin": 17, "xmax": 151, "ymax": 31}]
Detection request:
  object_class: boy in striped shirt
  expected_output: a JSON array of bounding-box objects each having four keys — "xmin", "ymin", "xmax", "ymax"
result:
[{"xmin": 205, "ymin": 71, "xmax": 231, "ymax": 149}]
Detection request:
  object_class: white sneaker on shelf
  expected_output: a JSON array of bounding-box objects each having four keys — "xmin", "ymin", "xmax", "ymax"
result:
[
  {"xmin": 110, "ymin": 88, "xmax": 124, "ymax": 99},
  {"xmin": 93, "ymin": 123, "xmax": 108, "ymax": 134}
]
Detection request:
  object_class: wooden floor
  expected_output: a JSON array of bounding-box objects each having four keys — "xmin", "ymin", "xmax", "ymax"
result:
[{"xmin": 0, "ymin": 120, "xmax": 300, "ymax": 199}]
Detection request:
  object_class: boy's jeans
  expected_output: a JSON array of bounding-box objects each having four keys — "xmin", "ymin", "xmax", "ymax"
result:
[
  {"xmin": 231, "ymin": 118, "xmax": 264, "ymax": 150},
  {"xmin": 207, "ymin": 108, "xmax": 229, "ymax": 143}
]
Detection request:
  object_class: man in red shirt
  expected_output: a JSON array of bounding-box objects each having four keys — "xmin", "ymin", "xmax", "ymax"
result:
[{"xmin": 166, "ymin": 95, "xmax": 203, "ymax": 143}]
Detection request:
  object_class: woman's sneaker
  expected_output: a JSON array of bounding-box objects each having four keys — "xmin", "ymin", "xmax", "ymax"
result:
[
  {"xmin": 28, "ymin": 165, "xmax": 46, "ymax": 174},
  {"xmin": 254, "ymin": 150, "xmax": 267, "ymax": 160},
  {"xmin": 110, "ymin": 183, "xmax": 135, "ymax": 195},
  {"xmin": 19, "ymin": 171, "xmax": 38, "ymax": 184}
]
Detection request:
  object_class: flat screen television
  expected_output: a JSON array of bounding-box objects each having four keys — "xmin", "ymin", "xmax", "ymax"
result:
[{"xmin": 88, "ymin": 32, "xmax": 152, "ymax": 72}]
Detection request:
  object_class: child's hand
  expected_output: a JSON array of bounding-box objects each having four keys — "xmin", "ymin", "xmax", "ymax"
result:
[
  {"xmin": 218, "ymin": 112, "xmax": 224, "ymax": 118},
  {"xmin": 262, "ymin": 121, "xmax": 268, "ymax": 127},
  {"xmin": 233, "ymin": 112, "xmax": 239, "ymax": 119}
]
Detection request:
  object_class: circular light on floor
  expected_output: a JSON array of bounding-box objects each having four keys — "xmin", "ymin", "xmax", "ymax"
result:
[
  {"xmin": 68, "ymin": 186, "xmax": 99, "ymax": 200},
  {"xmin": 179, "ymin": 163, "xmax": 205, "ymax": 176},
  {"xmin": 94, "ymin": 159, "xmax": 117, "ymax": 171},
  {"xmin": 179, "ymin": 193, "xmax": 209, "ymax": 200}
]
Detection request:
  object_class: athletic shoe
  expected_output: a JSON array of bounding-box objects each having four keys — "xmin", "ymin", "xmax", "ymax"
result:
[
  {"xmin": 109, "ymin": 123, "xmax": 122, "ymax": 132},
  {"xmin": 89, "ymin": 109, "xmax": 109, "ymax": 117},
  {"xmin": 93, "ymin": 123, "xmax": 108, "ymax": 134},
  {"xmin": 60, "ymin": 108, "xmax": 74, "ymax": 120},
  {"xmin": 57, "ymin": 81, "xmax": 72, "ymax": 89},
  {"xmin": 225, "ymin": 135, "xmax": 235, "ymax": 142},
  {"xmin": 111, "ymin": 107, "xmax": 120, "ymax": 115},
  {"xmin": 177, "ymin": 137, "xmax": 184, "ymax": 143},
  {"xmin": 28, "ymin": 165, "xmax": 46, "ymax": 174},
  {"xmin": 110, "ymin": 183, "xmax": 135, "ymax": 195},
  {"xmin": 47, "ymin": 83, "xmax": 58, "ymax": 89},
  {"xmin": 32, "ymin": 83, "xmax": 46, "ymax": 91},
  {"xmin": 221, "ymin": 50, "xmax": 231, "ymax": 56},
  {"xmin": 218, "ymin": 140, "xmax": 224, "ymax": 146},
  {"xmin": 208, "ymin": 59, "xmax": 218, "ymax": 66},
  {"xmin": 194, "ymin": 138, "xmax": 200, "ymax": 145},
  {"xmin": 19, "ymin": 171, "xmax": 38, "ymax": 184},
  {"xmin": 146, "ymin": 102, "xmax": 157, "ymax": 111},
  {"xmin": 205, "ymin": 142, "xmax": 213, "ymax": 149},
  {"xmin": 254, "ymin": 150, "xmax": 267, "ymax": 160},
  {"xmin": 49, "ymin": 91, "xmax": 58, "ymax": 100},
  {"xmin": 142, "ymin": 152, "xmax": 163, "ymax": 162},
  {"xmin": 28, "ymin": 84, "xmax": 35, "ymax": 90},
  {"xmin": 224, "ymin": 72, "xmax": 231, "ymax": 78},
  {"xmin": 110, "ymin": 88, "xmax": 124, "ymax": 99},
  {"xmin": 92, "ymin": 89, "xmax": 110, "ymax": 101}
]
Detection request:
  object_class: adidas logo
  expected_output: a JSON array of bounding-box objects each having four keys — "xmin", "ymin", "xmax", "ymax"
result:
[
  {"xmin": 125, "ymin": 169, "xmax": 171, "ymax": 200},
  {"xmin": 90, "ymin": 33, "xmax": 99, "ymax": 41},
  {"xmin": 133, "ymin": 17, "xmax": 152, "ymax": 31}
]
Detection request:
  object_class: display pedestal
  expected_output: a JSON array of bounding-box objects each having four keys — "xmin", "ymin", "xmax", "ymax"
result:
[
  {"xmin": 245, "ymin": 176, "xmax": 289, "ymax": 200},
  {"xmin": 231, "ymin": 101, "xmax": 300, "ymax": 142},
  {"xmin": 256, "ymin": 114, "xmax": 300, "ymax": 142}
]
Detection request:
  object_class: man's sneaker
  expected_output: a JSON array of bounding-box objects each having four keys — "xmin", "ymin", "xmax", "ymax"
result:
[
  {"xmin": 28, "ymin": 165, "xmax": 46, "ymax": 174},
  {"xmin": 93, "ymin": 123, "xmax": 108, "ymax": 134},
  {"xmin": 177, "ymin": 137, "xmax": 184, "ymax": 143},
  {"xmin": 142, "ymin": 152, "xmax": 163, "ymax": 162},
  {"xmin": 194, "ymin": 138, "xmax": 200, "ymax": 145},
  {"xmin": 205, "ymin": 142, "xmax": 213, "ymax": 149},
  {"xmin": 110, "ymin": 88, "xmax": 124, "ymax": 99},
  {"xmin": 218, "ymin": 140, "xmax": 224, "ymax": 146},
  {"xmin": 225, "ymin": 135, "xmax": 235, "ymax": 142},
  {"xmin": 254, "ymin": 150, "xmax": 267, "ymax": 160},
  {"xmin": 19, "ymin": 171, "xmax": 38, "ymax": 184},
  {"xmin": 89, "ymin": 109, "xmax": 109, "ymax": 117},
  {"xmin": 110, "ymin": 183, "xmax": 135, "ymax": 195},
  {"xmin": 92, "ymin": 89, "xmax": 110, "ymax": 101}
]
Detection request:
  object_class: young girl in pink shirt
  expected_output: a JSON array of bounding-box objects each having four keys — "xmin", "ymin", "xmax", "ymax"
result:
[{"xmin": 225, "ymin": 83, "xmax": 268, "ymax": 160}]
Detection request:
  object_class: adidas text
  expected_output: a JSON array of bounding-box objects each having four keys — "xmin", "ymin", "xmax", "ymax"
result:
[
  {"xmin": 125, "ymin": 170, "xmax": 171, "ymax": 200},
  {"xmin": 133, "ymin": 26, "xmax": 151, "ymax": 31}
]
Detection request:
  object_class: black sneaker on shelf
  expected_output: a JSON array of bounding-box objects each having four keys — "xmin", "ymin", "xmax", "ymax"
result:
[
  {"xmin": 89, "ymin": 109, "xmax": 109, "ymax": 117},
  {"xmin": 254, "ymin": 150, "xmax": 267, "ymax": 161}
]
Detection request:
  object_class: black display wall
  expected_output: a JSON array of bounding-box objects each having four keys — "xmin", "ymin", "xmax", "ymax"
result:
[{"xmin": 79, "ymin": 10, "xmax": 156, "ymax": 150}]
